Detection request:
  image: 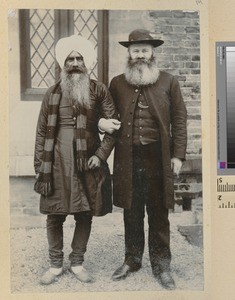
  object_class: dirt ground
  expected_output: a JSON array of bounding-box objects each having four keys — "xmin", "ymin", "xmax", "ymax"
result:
[{"xmin": 10, "ymin": 210, "xmax": 203, "ymax": 293}]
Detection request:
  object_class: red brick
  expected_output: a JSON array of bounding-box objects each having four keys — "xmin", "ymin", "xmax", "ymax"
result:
[
  {"xmin": 149, "ymin": 11, "xmax": 173, "ymax": 18},
  {"xmin": 191, "ymin": 69, "xmax": 200, "ymax": 75},
  {"xmin": 174, "ymin": 55, "xmax": 191, "ymax": 61},
  {"xmin": 192, "ymin": 55, "xmax": 200, "ymax": 61},
  {"xmin": 185, "ymin": 12, "xmax": 199, "ymax": 18},
  {"xmin": 185, "ymin": 27, "xmax": 199, "ymax": 33}
]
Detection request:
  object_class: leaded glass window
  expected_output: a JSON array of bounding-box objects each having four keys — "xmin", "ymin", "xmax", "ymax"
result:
[
  {"xmin": 74, "ymin": 10, "xmax": 98, "ymax": 80},
  {"xmin": 29, "ymin": 9, "xmax": 55, "ymax": 88},
  {"xmin": 19, "ymin": 9, "xmax": 108, "ymax": 100}
]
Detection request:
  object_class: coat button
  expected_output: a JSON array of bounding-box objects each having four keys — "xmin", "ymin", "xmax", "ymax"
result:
[
  {"xmin": 135, "ymin": 89, "xmax": 138, "ymax": 92},
  {"xmin": 73, "ymin": 117, "xmax": 76, "ymax": 120},
  {"xmin": 128, "ymin": 122, "xmax": 131, "ymax": 126},
  {"xmin": 132, "ymin": 99, "xmax": 135, "ymax": 103},
  {"xmin": 127, "ymin": 134, "xmax": 130, "ymax": 138}
]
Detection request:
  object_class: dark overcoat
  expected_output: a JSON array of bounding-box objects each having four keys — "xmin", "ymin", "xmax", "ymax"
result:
[
  {"xmin": 109, "ymin": 71, "xmax": 187, "ymax": 209},
  {"xmin": 34, "ymin": 80, "xmax": 116, "ymax": 216}
]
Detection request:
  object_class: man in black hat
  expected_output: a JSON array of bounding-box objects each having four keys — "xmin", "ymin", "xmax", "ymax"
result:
[{"xmin": 99, "ymin": 29, "xmax": 187, "ymax": 290}]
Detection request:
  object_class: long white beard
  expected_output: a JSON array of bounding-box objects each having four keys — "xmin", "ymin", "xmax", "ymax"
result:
[
  {"xmin": 60, "ymin": 68, "xmax": 91, "ymax": 108},
  {"xmin": 124, "ymin": 56, "xmax": 160, "ymax": 86}
]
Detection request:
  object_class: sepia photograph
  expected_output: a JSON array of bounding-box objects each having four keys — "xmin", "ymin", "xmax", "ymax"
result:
[
  {"xmin": 3, "ymin": 0, "xmax": 235, "ymax": 299},
  {"xmin": 8, "ymin": 8, "xmax": 204, "ymax": 293}
]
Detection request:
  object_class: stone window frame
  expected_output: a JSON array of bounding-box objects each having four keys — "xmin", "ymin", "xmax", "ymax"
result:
[{"xmin": 19, "ymin": 9, "xmax": 109, "ymax": 101}]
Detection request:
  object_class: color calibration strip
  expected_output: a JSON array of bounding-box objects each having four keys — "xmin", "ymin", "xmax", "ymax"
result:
[{"xmin": 216, "ymin": 42, "xmax": 235, "ymax": 175}]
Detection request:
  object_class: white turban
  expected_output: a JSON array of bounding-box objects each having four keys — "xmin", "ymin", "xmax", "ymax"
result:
[{"xmin": 55, "ymin": 35, "xmax": 96, "ymax": 70}]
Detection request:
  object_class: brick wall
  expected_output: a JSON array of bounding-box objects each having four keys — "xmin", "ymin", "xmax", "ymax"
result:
[
  {"xmin": 146, "ymin": 11, "xmax": 202, "ymax": 220},
  {"xmin": 148, "ymin": 10, "xmax": 201, "ymax": 156},
  {"xmin": 109, "ymin": 10, "xmax": 201, "ymax": 157}
]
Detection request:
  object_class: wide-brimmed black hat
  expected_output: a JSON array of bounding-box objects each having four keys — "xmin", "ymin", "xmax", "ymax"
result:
[{"xmin": 119, "ymin": 29, "xmax": 164, "ymax": 48}]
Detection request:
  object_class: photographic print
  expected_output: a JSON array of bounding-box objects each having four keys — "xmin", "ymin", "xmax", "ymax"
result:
[
  {"xmin": 2, "ymin": 0, "xmax": 235, "ymax": 300},
  {"xmin": 8, "ymin": 8, "xmax": 203, "ymax": 293}
]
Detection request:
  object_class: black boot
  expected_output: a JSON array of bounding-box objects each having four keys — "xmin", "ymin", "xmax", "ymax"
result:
[
  {"xmin": 155, "ymin": 271, "xmax": 176, "ymax": 290},
  {"xmin": 112, "ymin": 263, "xmax": 141, "ymax": 281}
]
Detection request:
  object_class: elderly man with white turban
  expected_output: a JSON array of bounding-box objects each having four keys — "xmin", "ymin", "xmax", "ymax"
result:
[{"xmin": 34, "ymin": 35, "xmax": 117, "ymax": 285}]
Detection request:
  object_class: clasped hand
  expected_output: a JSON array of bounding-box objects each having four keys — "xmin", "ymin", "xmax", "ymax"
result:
[
  {"xmin": 88, "ymin": 155, "xmax": 101, "ymax": 169},
  {"xmin": 98, "ymin": 118, "xmax": 121, "ymax": 134}
]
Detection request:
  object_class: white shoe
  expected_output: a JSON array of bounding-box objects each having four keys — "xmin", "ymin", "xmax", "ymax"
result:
[
  {"xmin": 40, "ymin": 267, "xmax": 63, "ymax": 285},
  {"xmin": 70, "ymin": 265, "xmax": 94, "ymax": 283}
]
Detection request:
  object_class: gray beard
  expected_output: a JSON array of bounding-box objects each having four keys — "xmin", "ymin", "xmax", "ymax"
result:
[
  {"xmin": 60, "ymin": 68, "xmax": 91, "ymax": 108},
  {"xmin": 124, "ymin": 56, "xmax": 160, "ymax": 86}
]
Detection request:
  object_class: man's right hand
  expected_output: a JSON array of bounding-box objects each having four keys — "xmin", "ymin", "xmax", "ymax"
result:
[{"xmin": 98, "ymin": 118, "xmax": 121, "ymax": 134}]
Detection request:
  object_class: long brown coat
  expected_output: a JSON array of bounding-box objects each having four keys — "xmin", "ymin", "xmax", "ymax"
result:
[
  {"xmin": 34, "ymin": 80, "xmax": 116, "ymax": 216},
  {"xmin": 109, "ymin": 71, "xmax": 187, "ymax": 209}
]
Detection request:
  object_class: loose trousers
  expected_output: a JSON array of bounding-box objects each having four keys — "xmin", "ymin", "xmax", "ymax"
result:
[
  {"xmin": 124, "ymin": 142, "xmax": 171, "ymax": 276},
  {"xmin": 46, "ymin": 212, "xmax": 92, "ymax": 268}
]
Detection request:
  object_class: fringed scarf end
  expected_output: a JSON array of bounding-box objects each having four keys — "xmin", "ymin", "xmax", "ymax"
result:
[
  {"xmin": 34, "ymin": 180, "xmax": 53, "ymax": 196},
  {"xmin": 77, "ymin": 157, "xmax": 89, "ymax": 172}
]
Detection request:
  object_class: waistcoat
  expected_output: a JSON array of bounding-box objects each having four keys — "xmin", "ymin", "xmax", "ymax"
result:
[{"xmin": 133, "ymin": 90, "xmax": 160, "ymax": 145}]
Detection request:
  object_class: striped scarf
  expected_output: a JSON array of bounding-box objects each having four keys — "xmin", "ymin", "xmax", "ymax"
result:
[{"xmin": 34, "ymin": 82, "xmax": 88, "ymax": 196}]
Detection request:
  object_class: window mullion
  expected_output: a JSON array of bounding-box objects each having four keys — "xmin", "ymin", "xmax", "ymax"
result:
[
  {"xmin": 19, "ymin": 10, "xmax": 31, "ymax": 93},
  {"xmin": 97, "ymin": 10, "xmax": 109, "ymax": 86}
]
